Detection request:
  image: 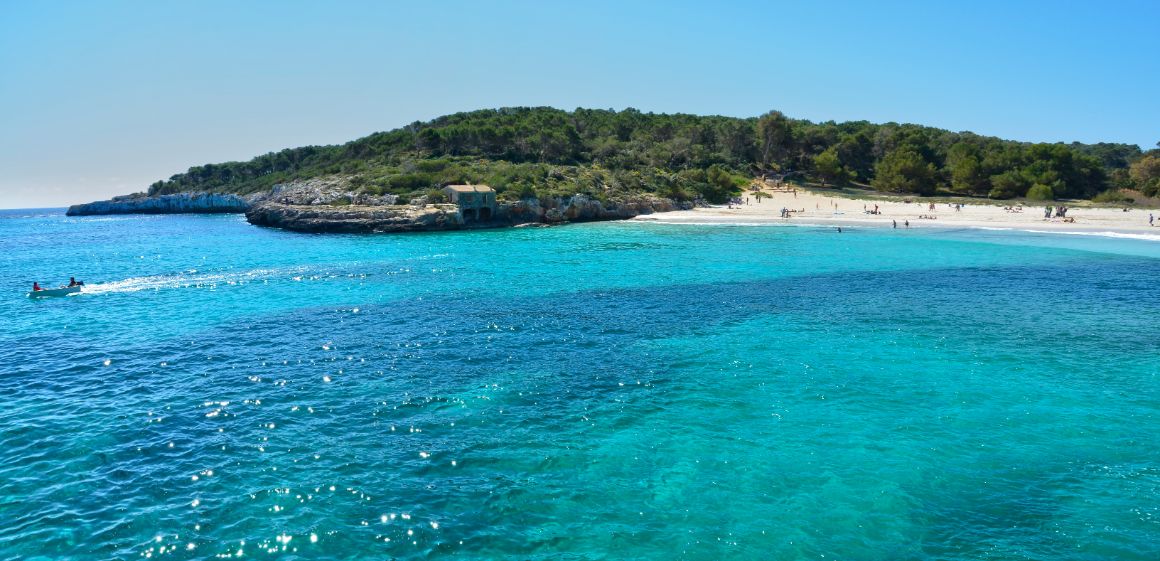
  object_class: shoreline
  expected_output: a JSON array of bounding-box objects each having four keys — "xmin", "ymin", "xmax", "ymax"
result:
[
  {"xmin": 632, "ymin": 216, "xmax": 1160, "ymax": 244},
  {"xmin": 632, "ymin": 187, "xmax": 1160, "ymax": 238},
  {"xmin": 55, "ymin": 186, "xmax": 1160, "ymax": 239}
]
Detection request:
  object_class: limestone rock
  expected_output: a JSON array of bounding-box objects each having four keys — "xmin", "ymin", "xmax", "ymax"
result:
[
  {"xmin": 269, "ymin": 177, "xmax": 398, "ymax": 206},
  {"xmin": 66, "ymin": 192, "xmax": 256, "ymax": 216},
  {"xmin": 245, "ymin": 202, "xmax": 464, "ymax": 233},
  {"xmin": 67, "ymin": 173, "xmax": 689, "ymax": 232},
  {"xmin": 245, "ymin": 193, "xmax": 687, "ymax": 233}
]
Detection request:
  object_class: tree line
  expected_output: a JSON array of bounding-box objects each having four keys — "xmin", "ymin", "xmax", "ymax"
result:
[{"xmin": 147, "ymin": 107, "xmax": 1158, "ymax": 204}]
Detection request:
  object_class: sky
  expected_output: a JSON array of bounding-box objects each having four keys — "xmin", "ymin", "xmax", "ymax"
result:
[{"xmin": 1, "ymin": 0, "xmax": 1157, "ymax": 209}]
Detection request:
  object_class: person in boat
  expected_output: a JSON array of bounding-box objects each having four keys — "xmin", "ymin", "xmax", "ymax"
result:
[
  {"xmin": 68, "ymin": 277, "xmax": 83, "ymax": 287},
  {"xmin": 32, "ymin": 282, "xmax": 42, "ymax": 291}
]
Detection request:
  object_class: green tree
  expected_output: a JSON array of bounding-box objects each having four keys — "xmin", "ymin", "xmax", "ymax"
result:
[
  {"xmin": 813, "ymin": 147, "xmax": 847, "ymax": 187},
  {"xmin": 757, "ymin": 111, "xmax": 792, "ymax": 170},
  {"xmin": 834, "ymin": 131, "xmax": 875, "ymax": 182},
  {"xmin": 988, "ymin": 170, "xmax": 1029, "ymax": 199},
  {"xmin": 1021, "ymin": 144, "xmax": 1105, "ymax": 199},
  {"xmin": 1129, "ymin": 154, "xmax": 1160, "ymax": 196},
  {"xmin": 1069, "ymin": 142, "xmax": 1142, "ymax": 169},
  {"xmin": 872, "ymin": 148, "xmax": 937, "ymax": 195},
  {"xmin": 946, "ymin": 143, "xmax": 988, "ymax": 195},
  {"xmin": 700, "ymin": 164, "xmax": 739, "ymax": 203},
  {"xmin": 720, "ymin": 120, "xmax": 755, "ymax": 163}
]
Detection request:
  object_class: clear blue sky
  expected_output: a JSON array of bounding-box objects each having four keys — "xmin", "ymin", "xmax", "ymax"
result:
[{"xmin": 1, "ymin": 0, "xmax": 1157, "ymax": 208}]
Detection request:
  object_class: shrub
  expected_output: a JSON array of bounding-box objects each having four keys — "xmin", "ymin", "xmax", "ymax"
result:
[
  {"xmin": 1025, "ymin": 183, "xmax": 1054, "ymax": 201},
  {"xmin": 417, "ymin": 159, "xmax": 449, "ymax": 173},
  {"xmin": 1092, "ymin": 189, "xmax": 1134, "ymax": 204},
  {"xmin": 517, "ymin": 183, "xmax": 537, "ymax": 200},
  {"xmin": 386, "ymin": 173, "xmax": 432, "ymax": 191}
]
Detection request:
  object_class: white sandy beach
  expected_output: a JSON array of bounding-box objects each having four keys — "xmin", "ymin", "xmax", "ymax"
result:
[{"xmin": 635, "ymin": 185, "xmax": 1160, "ymax": 236}]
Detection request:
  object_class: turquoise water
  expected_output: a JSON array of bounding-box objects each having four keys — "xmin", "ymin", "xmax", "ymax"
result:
[{"xmin": 2, "ymin": 209, "xmax": 1158, "ymax": 560}]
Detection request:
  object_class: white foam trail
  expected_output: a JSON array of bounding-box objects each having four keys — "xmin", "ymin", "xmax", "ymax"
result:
[
  {"xmin": 82, "ymin": 266, "xmax": 315, "ymax": 295},
  {"xmin": 63, "ymin": 215, "xmax": 157, "ymax": 223}
]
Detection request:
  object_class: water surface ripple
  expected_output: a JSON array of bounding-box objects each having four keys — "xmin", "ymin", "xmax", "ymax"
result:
[{"xmin": 1, "ymin": 211, "xmax": 1158, "ymax": 560}]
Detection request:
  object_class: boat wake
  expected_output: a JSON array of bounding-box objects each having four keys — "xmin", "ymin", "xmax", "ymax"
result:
[{"xmin": 81, "ymin": 266, "xmax": 316, "ymax": 295}]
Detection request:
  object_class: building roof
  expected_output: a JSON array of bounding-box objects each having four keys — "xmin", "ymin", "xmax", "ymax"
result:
[{"xmin": 444, "ymin": 184, "xmax": 494, "ymax": 193}]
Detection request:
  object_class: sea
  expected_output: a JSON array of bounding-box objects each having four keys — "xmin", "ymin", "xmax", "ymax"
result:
[{"xmin": 2, "ymin": 208, "xmax": 1158, "ymax": 560}]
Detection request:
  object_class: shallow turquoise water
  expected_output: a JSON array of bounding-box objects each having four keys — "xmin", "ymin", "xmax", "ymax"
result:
[{"xmin": 2, "ymin": 210, "xmax": 1158, "ymax": 560}]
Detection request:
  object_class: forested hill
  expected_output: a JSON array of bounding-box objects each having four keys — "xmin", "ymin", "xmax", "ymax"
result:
[{"xmin": 147, "ymin": 107, "xmax": 1159, "ymax": 204}]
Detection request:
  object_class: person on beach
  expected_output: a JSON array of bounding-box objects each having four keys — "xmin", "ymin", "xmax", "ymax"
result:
[
  {"xmin": 904, "ymin": 220, "xmax": 909, "ymax": 228},
  {"xmin": 893, "ymin": 219, "xmax": 897, "ymax": 228},
  {"xmin": 1150, "ymin": 213, "xmax": 1154, "ymax": 226}
]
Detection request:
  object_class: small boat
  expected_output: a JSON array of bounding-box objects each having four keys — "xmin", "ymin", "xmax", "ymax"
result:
[{"xmin": 28, "ymin": 286, "xmax": 81, "ymax": 298}]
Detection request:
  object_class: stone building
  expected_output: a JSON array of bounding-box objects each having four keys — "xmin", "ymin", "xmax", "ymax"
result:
[{"xmin": 442, "ymin": 184, "xmax": 497, "ymax": 221}]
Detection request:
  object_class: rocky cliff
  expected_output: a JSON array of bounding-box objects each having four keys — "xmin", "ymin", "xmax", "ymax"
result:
[
  {"xmin": 66, "ymin": 192, "xmax": 255, "ymax": 216},
  {"xmin": 67, "ymin": 177, "xmax": 692, "ymax": 232},
  {"xmin": 510, "ymin": 194, "xmax": 688, "ymax": 224},
  {"xmin": 244, "ymin": 194, "xmax": 691, "ymax": 233},
  {"xmin": 65, "ymin": 177, "xmax": 392, "ymax": 217},
  {"xmin": 245, "ymin": 203, "xmax": 465, "ymax": 233}
]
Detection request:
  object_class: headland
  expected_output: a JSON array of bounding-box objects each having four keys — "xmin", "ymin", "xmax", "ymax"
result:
[{"xmin": 63, "ymin": 107, "xmax": 1160, "ymax": 235}]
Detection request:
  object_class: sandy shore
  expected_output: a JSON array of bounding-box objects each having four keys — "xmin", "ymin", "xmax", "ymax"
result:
[{"xmin": 633, "ymin": 186, "xmax": 1160, "ymax": 236}]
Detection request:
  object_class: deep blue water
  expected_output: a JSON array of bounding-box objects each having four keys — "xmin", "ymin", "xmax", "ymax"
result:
[{"xmin": 2, "ymin": 209, "xmax": 1158, "ymax": 560}]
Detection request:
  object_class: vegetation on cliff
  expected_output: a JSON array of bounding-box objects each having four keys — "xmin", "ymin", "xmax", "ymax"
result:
[{"xmin": 146, "ymin": 107, "xmax": 1157, "ymax": 204}]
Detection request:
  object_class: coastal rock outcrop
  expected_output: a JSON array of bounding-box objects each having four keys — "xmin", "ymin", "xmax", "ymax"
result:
[
  {"xmin": 68, "ymin": 175, "xmax": 691, "ymax": 232},
  {"xmin": 245, "ymin": 202, "xmax": 465, "ymax": 233},
  {"xmin": 509, "ymin": 194, "xmax": 687, "ymax": 224},
  {"xmin": 245, "ymin": 194, "xmax": 691, "ymax": 233},
  {"xmin": 66, "ymin": 192, "xmax": 255, "ymax": 216},
  {"xmin": 64, "ymin": 177, "xmax": 388, "ymax": 217}
]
